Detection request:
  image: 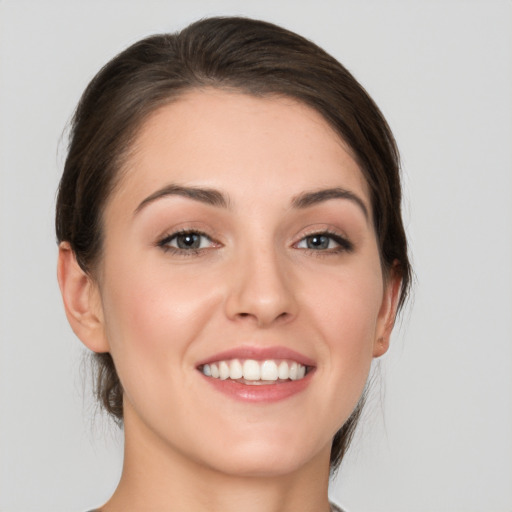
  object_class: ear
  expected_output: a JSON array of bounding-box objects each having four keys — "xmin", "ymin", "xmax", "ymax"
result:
[
  {"xmin": 373, "ymin": 262, "xmax": 402, "ymax": 358},
  {"xmin": 57, "ymin": 242, "xmax": 109, "ymax": 353}
]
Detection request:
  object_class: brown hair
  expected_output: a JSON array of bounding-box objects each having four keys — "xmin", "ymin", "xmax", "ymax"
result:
[{"xmin": 56, "ymin": 16, "xmax": 411, "ymax": 471}]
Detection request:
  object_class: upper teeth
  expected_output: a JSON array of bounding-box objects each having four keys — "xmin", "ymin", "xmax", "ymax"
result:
[{"xmin": 202, "ymin": 359, "xmax": 307, "ymax": 381}]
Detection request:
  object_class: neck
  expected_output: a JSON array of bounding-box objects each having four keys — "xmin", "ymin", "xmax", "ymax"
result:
[{"xmin": 101, "ymin": 406, "xmax": 332, "ymax": 512}]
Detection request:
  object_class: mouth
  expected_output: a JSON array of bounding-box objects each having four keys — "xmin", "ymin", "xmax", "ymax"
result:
[
  {"xmin": 199, "ymin": 358, "xmax": 311, "ymax": 384},
  {"xmin": 196, "ymin": 347, "xmax": 315, "ymax": 402}
]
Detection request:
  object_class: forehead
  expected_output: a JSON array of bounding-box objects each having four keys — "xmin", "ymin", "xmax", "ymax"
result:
[{"xmin": 112, "ymin": 89, "xmax": 370, "ymax": 213}]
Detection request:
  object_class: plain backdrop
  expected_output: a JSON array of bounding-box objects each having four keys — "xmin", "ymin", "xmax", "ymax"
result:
[{"xmin": 0, "ymin": 1, "xmax": 511, "ymax": 511}]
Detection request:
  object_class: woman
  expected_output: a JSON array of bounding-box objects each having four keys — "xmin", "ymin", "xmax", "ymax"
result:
[{"xmin": 56, "ymin": 16, "xmax": 410, "ymax": 512}]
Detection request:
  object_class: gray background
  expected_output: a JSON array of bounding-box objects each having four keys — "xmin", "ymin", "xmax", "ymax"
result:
[{"xmin": 1, "ymin": 1, "xmax": 511, "ymax": 511}]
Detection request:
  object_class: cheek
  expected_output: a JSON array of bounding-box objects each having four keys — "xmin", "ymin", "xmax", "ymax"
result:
[
  {"xmin": 304, "ymin": 261, "xmax": 383, "ymax": 386},
  {"xmin": 101, "ymin": 264, "xmax": 217, "ymax": 354},
  {"xmin": 98, "ymin": 257, "xmax": 224, "ymax": 401}
]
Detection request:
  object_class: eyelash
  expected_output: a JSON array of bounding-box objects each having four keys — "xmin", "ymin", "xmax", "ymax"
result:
[
  {"xmin": 157, "ymin": 229, "xmax": 216, "ymax": 256},
  {"xmin": 156, "ymin": 229, "xmax": 353, "ymax": 256},
  {"xmin": 295, "ymin": 230, "xmax": 354, "ymax": 255}
]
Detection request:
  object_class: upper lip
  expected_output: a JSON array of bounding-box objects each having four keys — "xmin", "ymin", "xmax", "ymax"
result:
[{"xmin": 196, "ymin": 346, "xmax": 316, "ymax": 368}]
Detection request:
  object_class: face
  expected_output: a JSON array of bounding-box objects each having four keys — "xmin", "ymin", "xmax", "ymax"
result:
[{"xmin": 88, "ymin": 89, "xmax": 397, "ymax": 476}]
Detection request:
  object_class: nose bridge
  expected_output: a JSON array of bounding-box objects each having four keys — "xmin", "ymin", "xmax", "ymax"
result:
[{"xmin": 225, "ymin": 234, "xmax": 297, "ymax": 326}]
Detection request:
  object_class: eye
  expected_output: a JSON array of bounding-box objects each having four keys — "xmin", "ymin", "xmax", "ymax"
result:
[
  {"xmin": 296, "ymin": 232, "xmax": 353, "ymax": 253},
  {"xmin": 158, "ymin": 230, "xmax": 215, "ymax": 253}
]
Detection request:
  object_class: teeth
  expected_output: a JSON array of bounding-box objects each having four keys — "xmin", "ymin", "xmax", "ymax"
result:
[
  {"xmin": 201, "ymin": 359, "xmax": 308, "ymax": 382},
  {"xmin": 261, "ymin": 360, "xmax": 278, "ymax": 381},
  {"xmin": 289, "ymin": 362, "xmax": 298, "ymax": 380},
  {"xmin": 278, "ymin": 361, "xmax": 289, "ymax": 380},
  {"xmin": 219, "ymin": 361, "xmax": 230, "ymax": 380},
  {"xmin": 243, "ymin": 360, "xmax": 260, "ymax": 380},
  {"xmin": 230, "ymin": 359, "xmax": 243, "ymax": 379}
]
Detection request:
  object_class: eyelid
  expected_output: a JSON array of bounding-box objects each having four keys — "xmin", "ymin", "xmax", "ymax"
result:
[
  {"xmin": 158, "ymin": 228, "xmax": 208, "ymax": 243},
  {"xmin": 157, "ymin": 228, "xmax": 221, "ymax": 255},
  {"xmin": 155, "ymin": 225, "xmax": 353, "ymax": 256},
  {"xmin": 293, "ymin": 228, "xmax": 354, "ymax": 253}
]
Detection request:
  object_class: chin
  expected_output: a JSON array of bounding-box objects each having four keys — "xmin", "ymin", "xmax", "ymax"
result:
[
  {"xmin": 193, "ymin": 430, "xmax": 331, "ymax": 478},
  {"xmin": 208, "ymin": 451, "xmax": 317, "ymax": 478}
]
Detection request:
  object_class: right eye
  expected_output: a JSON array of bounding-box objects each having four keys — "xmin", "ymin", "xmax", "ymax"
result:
[{"xmin": 158, "ymin": 230, "xmax": 216, "ymax": 254}]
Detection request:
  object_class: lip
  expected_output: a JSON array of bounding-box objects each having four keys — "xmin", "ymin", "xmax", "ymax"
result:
[
  {"xmin": 196, "ymin": 346, "xmax": 316, "ymax": 403},
  {"xmin": 200, "ymin": 372, "xmax": 314, "ymax": 403},
  {"xmin": 196, "ymin": 345, "xmax": 316, "ymax": 367}
]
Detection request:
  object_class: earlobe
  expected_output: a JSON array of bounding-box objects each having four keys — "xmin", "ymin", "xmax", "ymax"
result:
[
  {"xmin": 373, "ymin": 263, "xmax": 402, "ymax": 358},
  {"xmin": 57, "ymin": 242, "xmax": 109, "ymax": 353}
]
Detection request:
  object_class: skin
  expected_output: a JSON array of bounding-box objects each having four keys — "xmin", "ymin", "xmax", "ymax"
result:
[{"xmin": 58, "ymin": 89, "xmax": 401, "ymax": 512}]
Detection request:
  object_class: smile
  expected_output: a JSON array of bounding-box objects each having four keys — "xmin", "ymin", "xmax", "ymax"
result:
[
  {"xmin": 196, "ymin": 347, "xmax": 315, "ymax": 402},
  {"xmin": 201, "ymin": 359, "xmax": 308, "ymax": 383}
]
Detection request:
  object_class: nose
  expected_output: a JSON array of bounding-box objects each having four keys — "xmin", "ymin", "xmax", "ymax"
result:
[{"xmin": 224, "ymin": 245, "xmax": 298, "ymax": 327}]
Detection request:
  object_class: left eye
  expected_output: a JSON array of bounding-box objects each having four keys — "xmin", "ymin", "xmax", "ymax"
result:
[
  {"xmin": 160, "ymin": 231, "xmax": 213, "ymax": 250},
  {"xmin": 296, "ymin": 233, "xmax": 349, "ymax": 251}
]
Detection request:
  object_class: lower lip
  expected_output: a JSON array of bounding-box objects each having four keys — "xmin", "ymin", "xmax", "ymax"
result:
[{"xmin": 200, "ymin": 371, "xmax": 314, "ymax": 403}]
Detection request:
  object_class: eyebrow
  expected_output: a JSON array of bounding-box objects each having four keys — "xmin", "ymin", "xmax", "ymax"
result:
[
  {"xmin": 134, "ymin": 183, "xmax": 369, "ymax": 220},
  {"xmin": 134, "ymin": 184, "xmax": 230, "ymax": 214},
  {"xmin": 291, "ymin": 187, "xmax": 369, "ymax": 219}
]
